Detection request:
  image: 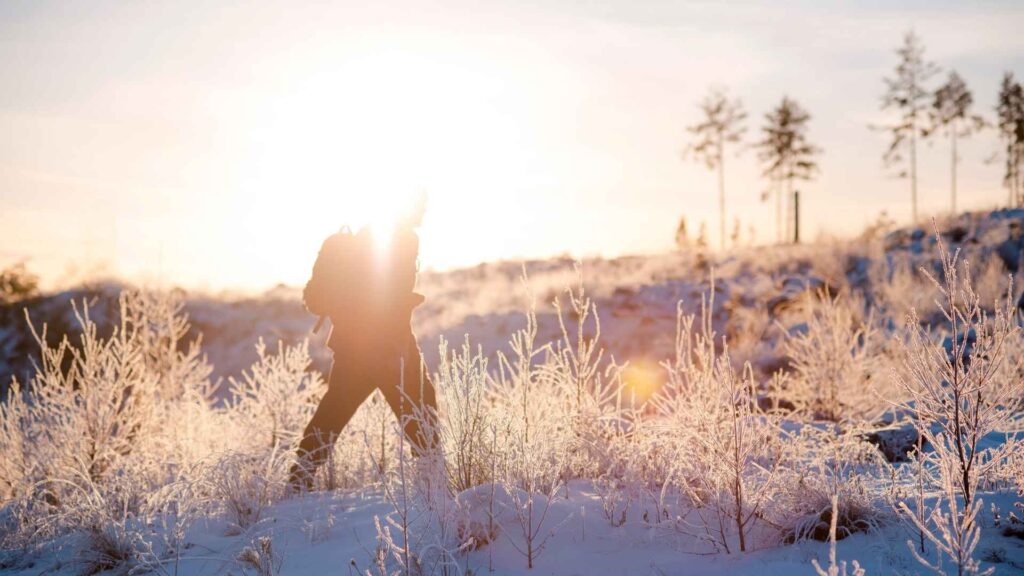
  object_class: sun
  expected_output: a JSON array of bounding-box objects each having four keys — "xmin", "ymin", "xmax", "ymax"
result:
[{"xmin": 232, "ymin": 34, "xmax": 544, "ymax": 285}]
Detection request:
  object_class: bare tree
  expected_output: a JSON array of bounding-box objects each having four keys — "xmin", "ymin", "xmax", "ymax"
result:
[
  {"xmin": 674, "ymin": 216, "xmax": 689, "ymax": 251},
  {"xmin": 877, "ymin": 30, "xmax": 939, "ymax": 224},
  {"xmin": 730, "ymin": 217, "xmax": 741, "ymax": 248},
  {"xmin": 655, "ymin": 291, "xmax": 782, "ymax": 553},
  {"xmin": 926, "ymin": 71, "xmax": 986, "ymax": 214},
  {"xmin": 996, "ymin": 73, "xmax": 1024, "ymax": 207},
  {"xmin": 696, "ymin": 221, "xmax": 709, "ymax": 251},
  {"xmin": 756, "ymin": 96, "xmax": 820, "ymax": 243},
  {"xmin": 684, "ymin": 87, "xmax": 747, "ymax": 251},
  {"xmin": 894, "ymin": 232, "xmax": 1022, "ymax": 576}
]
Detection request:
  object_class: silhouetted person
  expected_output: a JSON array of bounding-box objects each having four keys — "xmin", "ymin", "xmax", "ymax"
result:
[{"xmin": 289, "ymin": 197, "xmax": 437, "ymax": 491}]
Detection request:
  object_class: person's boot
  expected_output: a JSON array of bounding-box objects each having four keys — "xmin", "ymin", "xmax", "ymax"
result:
[{"xmin": 287, "ymin": 461, "xmax": 315, "ymax": 495}]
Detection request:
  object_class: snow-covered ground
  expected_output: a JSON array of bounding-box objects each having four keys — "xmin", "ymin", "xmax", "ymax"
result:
[{"xmin": 8, "ymin": 483, "xmax": 1024, "ymax": 575}]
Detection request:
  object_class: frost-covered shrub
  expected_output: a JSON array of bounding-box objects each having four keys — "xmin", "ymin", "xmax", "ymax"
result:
[
  {"xmin": 542, "ymin": 279, "xmax": 632, "ymax": 480},
  {"xmin": 434, "ymin": 337, "xmax": 497, "ymax": 493},
  {"xmin": 775, "ymin": 429, "xmax": 890, "ymax": 543},
  {"xmin": 893, "ymin": 233, "xmax": 1022, "ymax": 575},
  {"xmin": 25, "ymin": 297, "xmax": 161, "ymax": 486},
  {"xmin": 0, "ymin": 290, "xmax": 221, "ymax": 569},
  {"xmin": 227, "ymin": 338, "xmax": 324, "ymax": 451},
  {"xmin": 973, "ymin": 257, "xmax": 1013, "ymax": 312},
  {"xmin": 0, "ymin": 383, "xmax": 30, "ymax": 503},
  {"xmin": 594, "ymin": 473, "xmax": 634, "ymax": 527},
  {"xmin": 652, "ymin": 292, "xmax": 783, "ymax": 553},
  {"xmin": 122, "ymin": 289, "xmax": 213, "ymax": 402},
  {"xmin": 682, "ymin": 357, "xmax": 782, "ymax": 553},
  {"xmin": 366, "ymin": 409, "xmax": 465, "ymax": 576},
  {"xmin": 493, "ymin": 301, "xmax": 569, "ymax": 569},
  {"xmin": 202, "ymin": 448, "xmax": 291, "ymax": 533},
  {"xmin": 78, "ymin": 517, "xmax": 146, "ymax": 576},
  {"xmin": 237, "ymin": 535, "xmax": 283, "ymax": 576},
  {"xmin": 1, "ymin": 291, "xmax": 218, "ymax": 502},
  {"xmin": 872, "ymin": 254, "xmax": 938, "ymax": 322},
  {"xmin": 724, "ymin": 301, "xmax": 774, "ymax": 376},
  {"xmin": 784, "ymin": 292, "xmax": 885, "ymax": 422}
]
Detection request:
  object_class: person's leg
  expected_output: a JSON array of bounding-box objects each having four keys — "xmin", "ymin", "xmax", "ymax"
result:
[
  {"xmin": 290, "ymin": 362, "xmax": 369, "ymax": 490},
  {"xmin": 379, "ymin": 336, "xmax": 439, "ymax": 456}
]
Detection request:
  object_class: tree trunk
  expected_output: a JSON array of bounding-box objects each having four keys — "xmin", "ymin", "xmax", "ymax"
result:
[
  {"xmin": 718, "ymin": 135, "xmax": 726, "ymax": 252},
  {"xmin": 793, "ymin": 189, "xmax": 800, "ymax": 244},
  {"xmin": 1016, "ymin": 142, "xmax": 1023, "ymax": 208},
  {"xmin": 785, "ymin": 178, "xmax": 794, "ymax": 243},
  {"xmin": 775, "ymin": 182, "xmax": 782, "ymax": 244},
  {"xmin": 1007, "ymin": 137, "xmax": 1015, "ymax": 208},
  {"xmin": 911, "ymin": 120, "xmax": 919, "ymax": 224},
  {"xmin": 951, "ymin": 121, "xmax": 958, "ymax": 215}
]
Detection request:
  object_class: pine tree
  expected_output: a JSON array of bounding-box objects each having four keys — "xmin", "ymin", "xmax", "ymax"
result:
[
  {"xmin": 684, "ymin": 87, "xmax": 747, "ymax": 252},
  {"xmin": 926, "ymin": 71, "xmax": 986, "ymax": 215},
  {"xmin": 675, "ymin": 216, "xmax": 689, "ymax": 251},
  {"xmin": 877, "ymin": 30, "xmax": 939, "ymax": 224},
  {"xmin": 996, "ymin": 73, "xmax": 1024, "ymax": 207},
  {"xmin": 756, "ymin": 96, "xmax": 820, "ymax": 243}
]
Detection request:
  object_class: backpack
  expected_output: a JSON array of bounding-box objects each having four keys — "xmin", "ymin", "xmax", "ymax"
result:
[{"xmin": 303, "ymin": 227, "xmax": 370, "ymax": 319}]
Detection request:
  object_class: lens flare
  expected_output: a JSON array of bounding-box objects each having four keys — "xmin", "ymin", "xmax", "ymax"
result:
[{"xmin": 621, "ymin": 358, "xmax": 664, "ymax": 404}]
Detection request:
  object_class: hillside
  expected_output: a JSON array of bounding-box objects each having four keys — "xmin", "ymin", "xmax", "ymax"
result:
[
  {"xmin": 5, "ymin": 209, "xmax": 1023, "ymax": 396},
  {"xmin": 3, "ymin": 209, "xmax": 1024, "ymax": 576}
]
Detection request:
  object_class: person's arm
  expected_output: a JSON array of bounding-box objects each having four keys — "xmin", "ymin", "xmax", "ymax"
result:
[{"xmin": 394, "ymin": 228, "xmax": 424, "ymax": 309}]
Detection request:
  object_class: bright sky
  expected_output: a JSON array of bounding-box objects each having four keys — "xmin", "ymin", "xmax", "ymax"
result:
[{"xmin": 2, "ymin": 0, "xmax": 1023, "ymax": 291}]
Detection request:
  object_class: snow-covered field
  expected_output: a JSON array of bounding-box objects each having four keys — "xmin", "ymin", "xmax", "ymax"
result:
[
  {"xmin": 3, "ymin": 210, "xmax": 1024, "ymax": 575},
  {"xmin": 13, "ymin": 484, "xmax": 1024, "ymax": 576}
]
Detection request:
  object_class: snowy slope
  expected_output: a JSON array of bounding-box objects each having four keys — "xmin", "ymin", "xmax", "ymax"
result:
[{"xmin": 6, "ymin": 483, "xmax": 1024, "ymax": 575}]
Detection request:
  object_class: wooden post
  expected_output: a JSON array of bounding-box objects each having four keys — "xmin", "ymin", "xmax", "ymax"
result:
[{"xmin": 793, "ymin": 189, "xmax": 800, "ymax": 244}]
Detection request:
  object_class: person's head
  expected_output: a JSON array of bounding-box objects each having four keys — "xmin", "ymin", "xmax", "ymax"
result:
[{"xmin": 397, "ymin": 191, "xmax": 427, "ymax": 230}]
